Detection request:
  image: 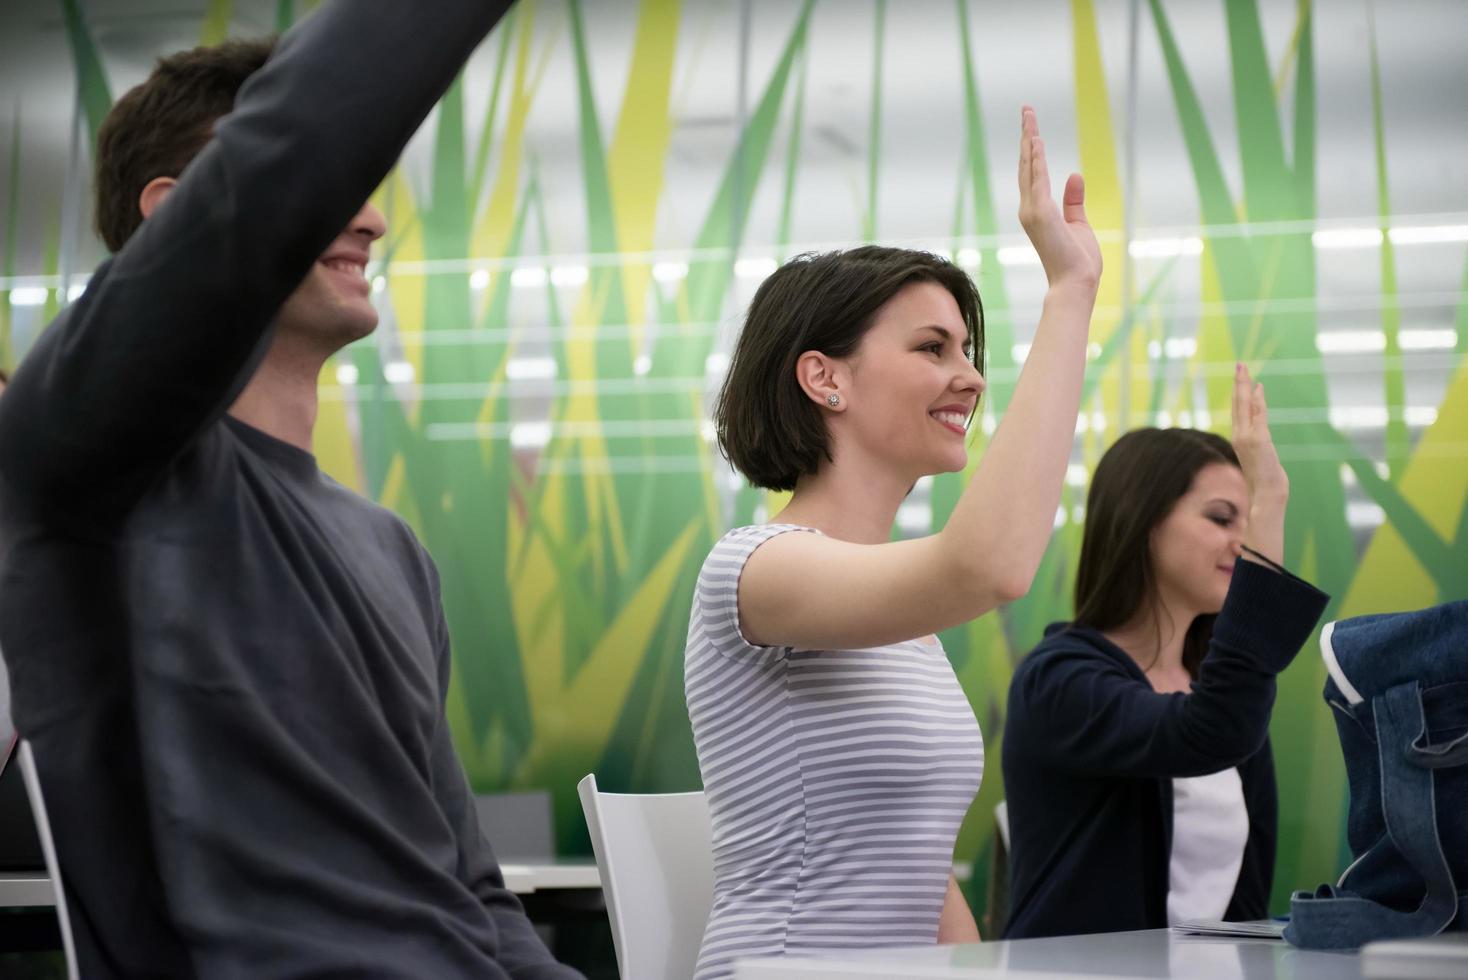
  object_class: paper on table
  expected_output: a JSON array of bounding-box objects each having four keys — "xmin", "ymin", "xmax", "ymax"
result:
[{"xmin": 1170, "ymin": 919, "xmax": 1287, "ymax": 939}]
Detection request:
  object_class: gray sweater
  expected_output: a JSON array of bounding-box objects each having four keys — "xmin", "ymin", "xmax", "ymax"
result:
[{"xmin": 0, "ymin": 2, "xmax": 578, "ymax": 977}]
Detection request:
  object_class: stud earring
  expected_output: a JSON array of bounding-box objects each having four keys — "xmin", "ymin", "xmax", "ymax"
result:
[{"xmin": 826, "ymin": 393, "xmax": 841, "ymax": 408}]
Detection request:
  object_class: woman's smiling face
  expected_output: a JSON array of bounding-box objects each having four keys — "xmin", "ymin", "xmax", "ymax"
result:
[{"xmin": 835, "ymin": 281, "xmax": 986, "ymax": 481}]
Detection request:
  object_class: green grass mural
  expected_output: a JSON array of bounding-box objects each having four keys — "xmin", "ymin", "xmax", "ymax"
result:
[{"xmin": 4, "ymin": 0, "xmax": 1465, "ymax": 924}]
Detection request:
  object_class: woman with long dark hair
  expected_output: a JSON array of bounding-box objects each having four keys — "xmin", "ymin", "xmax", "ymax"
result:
[
  {"xmin": 683, "ymin": 107, "xmax": 1101, "ymax": 979},
  {"xmin": 1001, "ymin": 366, "xmax": 1330, "ymax": 938}
]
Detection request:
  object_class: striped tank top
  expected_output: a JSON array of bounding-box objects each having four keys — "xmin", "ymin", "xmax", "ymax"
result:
[{"xmin": 684, "ymin": 524, "xmax": 985, "ymax": 979}]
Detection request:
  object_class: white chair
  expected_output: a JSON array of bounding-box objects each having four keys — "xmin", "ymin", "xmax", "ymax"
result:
[
  {"xmin": 983, "ymin": 800, "xmax": 1012, "ymax": 939},
  {"xmin": 17, "ymin": 740, "xmax": 79, "ymax": 980},
  {"xmin": 577, "ymin": 773, "xmax": 713, "ymax": 980}
]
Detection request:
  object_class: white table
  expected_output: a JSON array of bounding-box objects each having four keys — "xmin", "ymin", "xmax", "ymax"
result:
[
  {"xmin": 498, "ymin": 860, "xmax": 601, "ymax": 894},
  {"xmin": 734, "ymin": 928, "xmax": 1366, "ymax": 979},
  {"xmin": 0, "ymin": 872, "xmax": 52, "ymax": 908},
  {"xmin": 0, "ymin": 861, "xmax": 600, "ymax": 909}
]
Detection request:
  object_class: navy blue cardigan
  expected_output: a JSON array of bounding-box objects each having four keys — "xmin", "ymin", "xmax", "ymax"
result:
[{"xmin": 1001, "ymin": 559, "xmax": 1328, "ymax": 938}]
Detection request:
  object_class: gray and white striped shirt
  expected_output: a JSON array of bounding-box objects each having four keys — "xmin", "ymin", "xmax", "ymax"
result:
[{"xmin": 684, "ymin": 524, "xmax": 985, "ymax": 979}]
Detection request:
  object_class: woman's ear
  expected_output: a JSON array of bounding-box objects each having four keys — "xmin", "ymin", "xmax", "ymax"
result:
[
  {"xmin": 795, "ymin": 350, "xmax": 845, "ymax": 411},
  {"xmin": 138, "ymin": 176, "xmax": 179, "ymax": 220}
]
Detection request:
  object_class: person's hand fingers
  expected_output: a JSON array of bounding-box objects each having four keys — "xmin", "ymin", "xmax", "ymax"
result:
[
  {"xmin": 1062, "ymin": 173, "xmax": 1087, "ymax": 225},
  {"xmin": 1031, "ymin": 136, "xmax": 1052, "ymax": 203},
  {"xmin": 1232, "ymin": 362, "xmax": 1248, "ymax": 438},
  {"xmin": 1018, "ymin": 106, "xmax": 1034, "ymax": 202}
]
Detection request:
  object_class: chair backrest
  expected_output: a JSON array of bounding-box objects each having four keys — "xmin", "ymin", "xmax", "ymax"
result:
[
  {"xmin": 577, "ymin": 773, "xmax": 713, "ymax": 980},
  {"xmin": 17, "ymin": 740, "xmax": 79, "ymax": 980},
  {"xmin": 473, "ymin": 790, "xmax": 554, "ymax": 861},
  {"xmin": 983, "ymin": 800, "xmax": 1012, "ymax": 939}
]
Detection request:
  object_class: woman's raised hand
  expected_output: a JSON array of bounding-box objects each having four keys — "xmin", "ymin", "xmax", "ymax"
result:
[
  {"xmin": 1232, "ymin": 362, "xmax": 1288, "ymax": 565},
  {"xmin": 1017, "ymin": 106, "xmax": 1102, "ymax": 292}
]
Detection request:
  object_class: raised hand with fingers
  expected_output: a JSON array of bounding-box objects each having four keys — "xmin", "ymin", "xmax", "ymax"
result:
[
  {"xmin": 1017, "ymin": 106, "xmax": 1102, "ymax": 292},
  {"xmin": 1231, "ymin": 362, "xmax": 1289, "ymax": 567}
]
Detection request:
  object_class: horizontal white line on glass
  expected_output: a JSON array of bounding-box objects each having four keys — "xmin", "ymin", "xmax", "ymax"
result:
[
  {"xmin": 13, "ymin": 216, "xmax": 1468, "ymax": 293},
  {"xmin": 536, "ymin": 454, "xmax": 713, "ymax": 475},
  {"xmin": 431, "ymin": 418, "xmax": 711, "ymax": 442}
]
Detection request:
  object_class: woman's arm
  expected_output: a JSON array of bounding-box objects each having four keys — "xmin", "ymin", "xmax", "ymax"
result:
[
  {"xmin": 937, "ymin": 874, "xmax": 981, "ymax": 944},
  {"xmin": 739, "ymin": 107, "xmax": 1102, "ymax": 652}
]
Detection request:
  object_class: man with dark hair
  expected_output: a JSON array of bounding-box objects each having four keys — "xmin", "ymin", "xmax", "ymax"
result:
[{"xmin": 0, "ymin": 2, "xmax": 580, "ymax": 977}]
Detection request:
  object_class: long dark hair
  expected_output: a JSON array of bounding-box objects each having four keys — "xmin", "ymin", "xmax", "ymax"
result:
[{"xmin": 1073, "ymin": 428, "xmax": 1240, "ymax": 678}]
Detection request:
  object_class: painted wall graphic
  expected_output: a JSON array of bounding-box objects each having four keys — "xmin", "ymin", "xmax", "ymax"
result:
[{"xmin": 3, "ymin": 0, "xmax": 1466, "ymax": 920}]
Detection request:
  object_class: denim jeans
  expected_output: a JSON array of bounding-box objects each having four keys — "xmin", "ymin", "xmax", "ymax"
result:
[{"xmin": 1285, "ymin": 601, "xmax": 1468, "ymax": 950}]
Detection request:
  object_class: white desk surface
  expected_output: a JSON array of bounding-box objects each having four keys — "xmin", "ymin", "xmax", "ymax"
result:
[
  {"xmin": 0, "ymin": 861, "xmax": 600, "ymax": 907},
  {"xmin": 496, "ymin": 860, "xmax": 601, "ymax": 894},
  {"xmin": 0, "ymin": 872, "xmax": 54, "ymax": 907},
  {"xmin": 734, "ymin": 928, "xmax": 1366, "ymax": 980}
]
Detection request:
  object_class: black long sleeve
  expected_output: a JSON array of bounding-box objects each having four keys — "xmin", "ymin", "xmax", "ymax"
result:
[
  {"xmin": 0, "ymin": 3, "xmax": 583, "ymax": 976},
  {"xmin": 0, "ymin": 0, "xmax": 510, "ymax": 526}
]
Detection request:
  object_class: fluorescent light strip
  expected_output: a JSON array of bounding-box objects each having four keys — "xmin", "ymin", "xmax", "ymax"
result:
[
  {"xmin": 1317, "ymin": 329, "xmax": 1459, "ymax": 353},
  {"xmin": 1388, "ymin": 224, "xmax": 1468, "ymax": 245},
  {"xmin": 1346, "ymin": 502, "xmax": 1386, "ymax": 529},
  {"xmin": 382, "ymin": 360, "xmax": 415, "ymax": 384},
  {"xmin": 734, "ymin": 257, "xmax": 778, "ymax": 280},
  {"xmin": 652, "ymin": 262, "xmax": 688, "ymax": 283},
  {"xmin": 8, "ymin": 287, "xmax": 47, "ymax": 307},
  {"xmin": 550, "ymin": 265, "xmax": 588, "ymax": 288},
  {"xmin": 996, "ymin": 246, "xmax": 1041, "ymax": 266},
  {"xmin": 1128, "ymin": 237, "xmax": 1203, "ymax": 258},
  {"xmin": 505, "ymin": 357, "xmax": 557, "ymax": 381},
  {"xmin": 1312, "ymin": 228, "xmax": 1383, "ymax": 249},
  {"xmin": 896, "ymin": 503, "xmax": 932, "ymax": 534},
  {"xmin": 510, "ymin": 268, "xmax": 548, "ymax": 289}
]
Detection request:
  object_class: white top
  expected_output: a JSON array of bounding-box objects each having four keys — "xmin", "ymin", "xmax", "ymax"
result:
[
  {"xmin": 1167, "ymin": 766, "xmax": 1249, "ymax": 924},
  {"xmin": 685, "ymin": 525, "xmax": 984, "ymax": 980}
]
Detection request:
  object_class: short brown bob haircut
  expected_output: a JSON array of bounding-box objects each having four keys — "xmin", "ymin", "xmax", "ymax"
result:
[
  {"xmin": 1073, "ymin": 427, "xmax": 1241, "ymax": 678},
  {"xmin": 95, "ymin": 37, "xmax": 276, "ymax": 253},
  {"xmin": 714, "ymin": 246, "xmax": 984, "ymax": 492}
]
